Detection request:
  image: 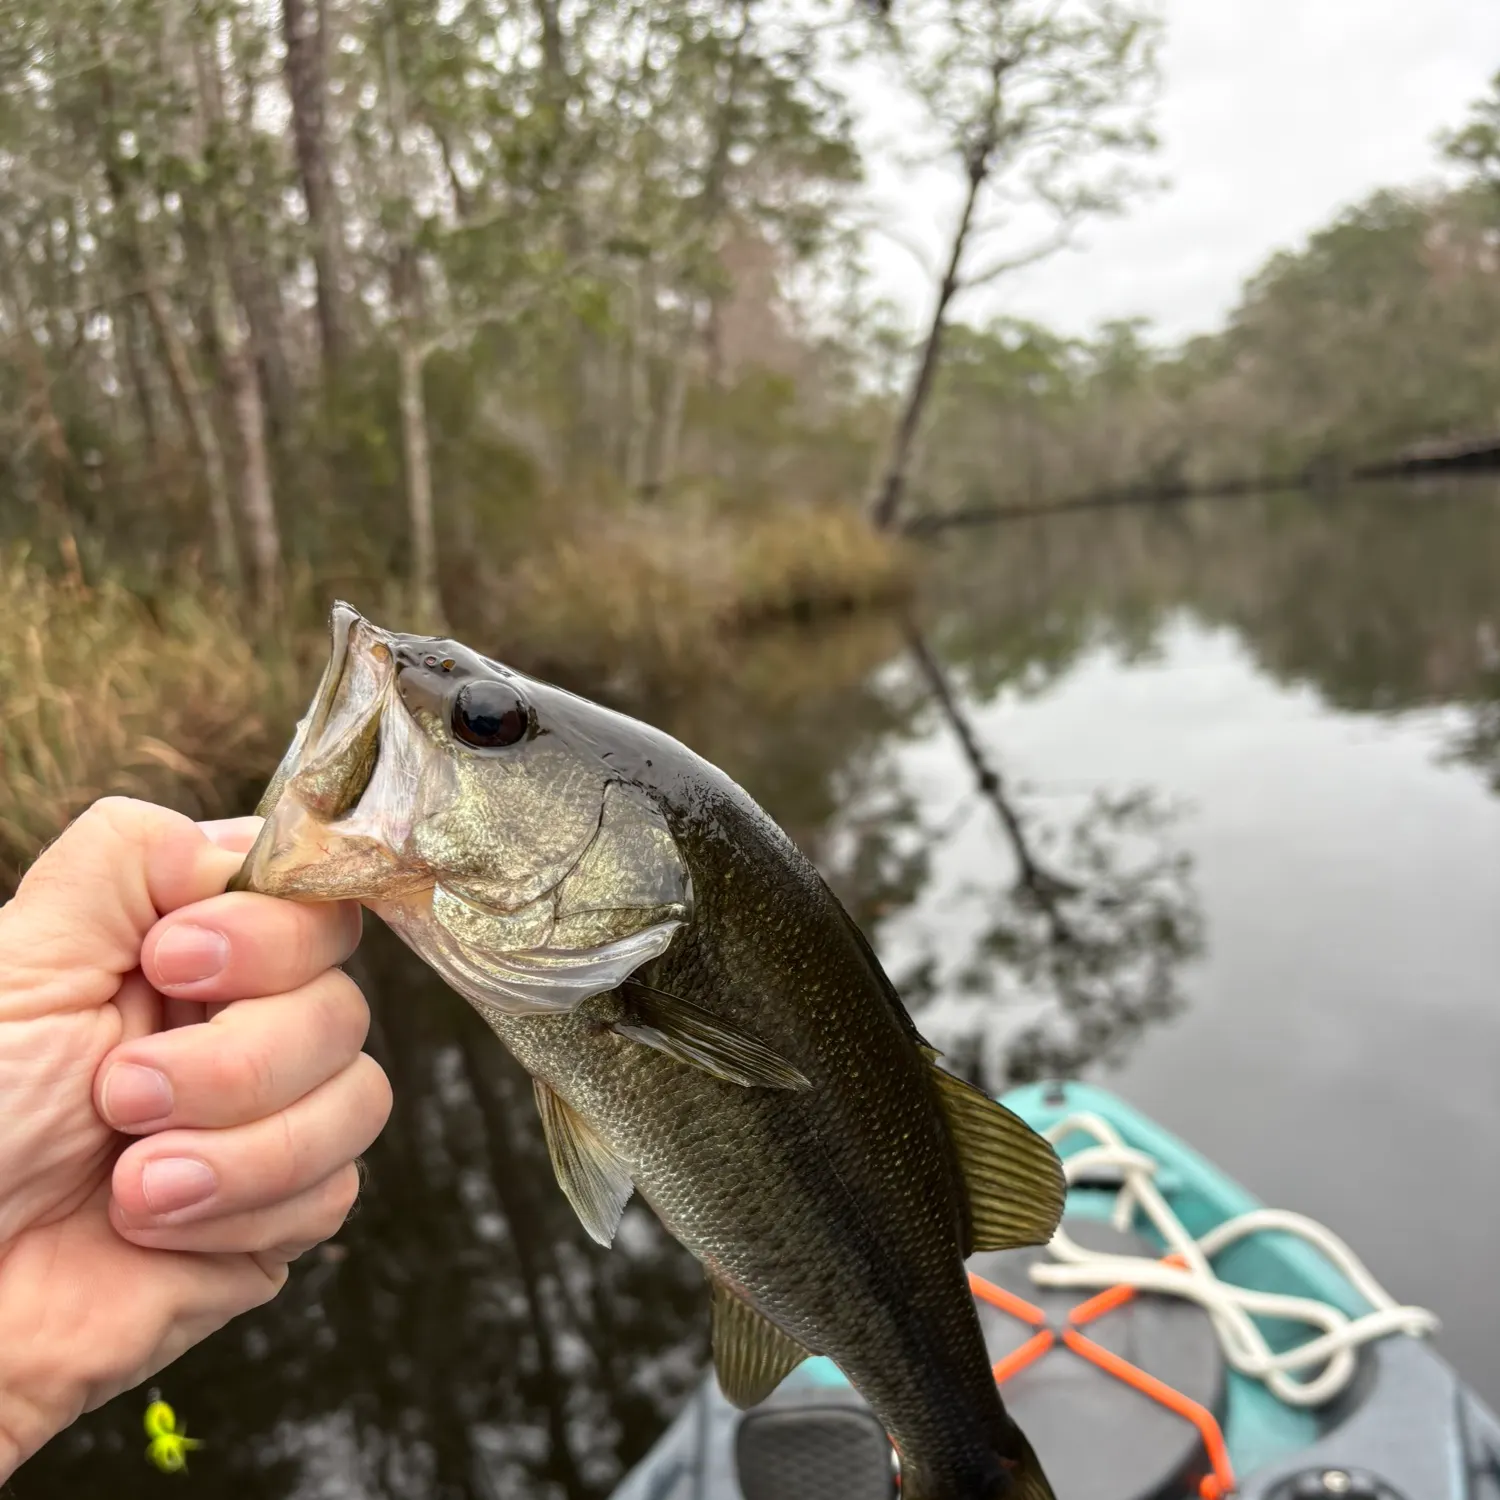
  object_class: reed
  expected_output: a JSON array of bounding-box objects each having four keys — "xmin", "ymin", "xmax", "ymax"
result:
[
  {"xmin": 503, "ymin": 502, "xmax": 911, "ymax": 691},
  {"xmin": 0, "ymin": 504, "xmax": 911, "ymax": 889},
  {"xmin": 0, "ymin": 552, "xmax": 298, "ymax": 893}
]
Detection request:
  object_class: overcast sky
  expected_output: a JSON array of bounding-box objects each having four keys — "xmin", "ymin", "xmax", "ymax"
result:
[{"xmin": 852, "ymin": 0, "xmax": 1500, "ymax": 345}]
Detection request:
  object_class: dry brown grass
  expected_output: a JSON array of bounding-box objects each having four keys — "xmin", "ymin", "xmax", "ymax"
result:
[
  {"xmin": 0, "ymin": 551, "xmax": 300, "ymax": 893},
  {"xmin": 502, "ymin": 501, "xmax": 911, "ymax": 691},
  {"xmin": 729, "ymin": 504, "xmax": 912, "ymax": 623},
  {"xmin": 1, "ymin": 505, "xmax": 910, "ymax": 888}
]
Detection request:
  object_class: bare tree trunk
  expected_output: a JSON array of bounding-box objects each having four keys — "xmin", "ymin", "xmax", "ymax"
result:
[
  {"xmin": 239, "ymin": 251, "xmax": 297, "ymax": 438},
  {"xmin": 196, "ymin": 27, "xmax": 296, "ymax": 441},
  {"xmin": 3, "ymin": 256, "xmax": 86, "ymax": 589},
  {"xmin": 433, "ymin": 127, "xmax": 473, "ymax": 219},
  {"xmin": 283, "ymin": 0, "xmax": 347, "ymax": 377},
  {"xmin": 631, "ymin": 0, "xmax": 750, "ymax": 497},
  {"xmin": 212, "ymin": 262, "xmax": 281, "ymax": 612},
  {"xmin": 138, "ymin": 275, "xmax": 242, "ymax": 586},
  {"xmin": 395, "ymin": 319, "xmax": 445, "ymax": 632},
  {"xmin": 534, "ymin": 0, "xmax": 565, "ymax": 92},
  {"xmin": 642, "ymin": 306, "xmax": 694, "ymax": 498},
  {"xmin": 383, "ymin": 20, "xmax": 447, "ymax": 633},
  {"xmin": 704, "ymin": 296, "xmax": 725, "ymax": 389},
  {"xmin": 95, "ymin": 44, "xmax": 241, "ymax": 582},
  {"xmin": 178, "ymin": 9, "xmax": 291, "ymax": 605},
  {"xmin": 123, "ymin": 293, "xmax": 161, "ymax": 465},
  {"xmin": 870, "ymin": 153, "xmax": 988, "ymax": 531},
  {"xmin": 678, "ymin": 0, "xmax": 749, "ymax": 416},
  {"xmin": 623, "ymin": 262, "xmax": 655, "ymax": 493}
]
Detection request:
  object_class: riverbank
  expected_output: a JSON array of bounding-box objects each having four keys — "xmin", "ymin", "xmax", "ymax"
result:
[{"xmin": 0, "ymin": 503, "xmax": 911, "ymax": 892}]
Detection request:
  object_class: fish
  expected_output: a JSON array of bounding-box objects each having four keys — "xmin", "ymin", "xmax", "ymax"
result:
[{"xmin": 232, "ymin": 603, "xmax": 1065, "ymax": 1500}]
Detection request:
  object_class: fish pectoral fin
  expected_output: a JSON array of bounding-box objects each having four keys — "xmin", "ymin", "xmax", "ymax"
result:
[
  {"xmin": 710, "ymin": 1280, "xmax": 812, "ymax": 1409},
  {"xmin": 930, "ymin": 1062, "xmax": 1066, "ymax": 1253},
  {"xmin": 533, "ymin": 1079, "xmax": 635, "ymax": 1247},
  {"xmin": 614, "ymin": 984, "xmax": 810, "ymax": 1091}
]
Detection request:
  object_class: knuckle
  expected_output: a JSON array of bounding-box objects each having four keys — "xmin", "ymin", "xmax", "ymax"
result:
[
  {"xmin": 351, "ymin": 1054, "xmax": 394, "ymax": 1136},
  {"xmin": 309, "ymin": 969, "xmax": 371, "ymax": 1051},
  {"xmin": 273, "ymin": 1107, "xmax": 304, "ymax": 1196},
  {"xmin": 328, "ymin": 1162, "xmax": 362, "ymax": 1224},
  {"xmin": 279, "ymin": 1168, "xmax": 360, "ymax": 1257},
  {"xmin": 214, "ymin": 1037, "xmax": 281, "ymax": 1114},
  {"xmin": 84, "ymin": 795, "xmax": 150, "ymax": 828},
  {"xmin": 338, "ymin": 903, "xmax": 366, "ymax": 959},
  {"xmin": 296, "ymin": 901, "xmax": 359, "ymax": 972},
  {"xmin": 80, "ymin": 796, "xmax": 181, "ymax": 847},
  {"xmin": 249, "ymin": 1253, "xmax": 291, "ymax": 1295}
]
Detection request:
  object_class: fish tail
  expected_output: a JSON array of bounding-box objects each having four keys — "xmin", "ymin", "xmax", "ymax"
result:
[
  {"xmin": 998, "ymin": 1420, "xmax": 1056, "ymax": 1500},
  {"xmin": 900, "ymin": 1420, "xmax": 1056, "ymax": 1500}
]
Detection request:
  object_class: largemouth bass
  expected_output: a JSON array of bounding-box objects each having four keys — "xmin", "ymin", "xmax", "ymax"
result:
[{"xmin": 233, "ymin": 604, "xmax": 1065, "ymax": 1500}]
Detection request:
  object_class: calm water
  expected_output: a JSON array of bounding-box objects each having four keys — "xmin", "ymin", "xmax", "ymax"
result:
[{"xmin": 13, "ymin": 479, "xmax": 1500, "ymax": 1498}]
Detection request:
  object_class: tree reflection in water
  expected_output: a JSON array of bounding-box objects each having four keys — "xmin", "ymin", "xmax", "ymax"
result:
[{"xmin": 845, "ymin": 623, "xmax": 1203, "ymax": 1097}]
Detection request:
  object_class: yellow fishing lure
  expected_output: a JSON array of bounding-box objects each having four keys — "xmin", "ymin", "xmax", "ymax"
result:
[{"xmin": 144, "ymin": 1396, "xmax": 202, "ymax": 1474}]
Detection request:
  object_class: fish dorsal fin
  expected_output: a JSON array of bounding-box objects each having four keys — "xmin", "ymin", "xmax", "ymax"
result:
[
  {"xmin": 929, "ymin": 1063, "xmax": 1065, "ymax": 1253},
  {"xmin": 711, "ymin": 1280, "xmax": 812, "ymax": 1409},
  {"xmin": 614, "ymin": 983, "xmax": 811, "ymax": 1091},
  {"xmin": 833, "ymin": 902, "xmax": 940, "ymax": 1057},
  {"xmin": 533, "ymin": 1079, "xmax": 635, "ymax": 1247}
]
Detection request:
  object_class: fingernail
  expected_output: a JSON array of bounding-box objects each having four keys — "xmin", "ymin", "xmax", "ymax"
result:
[
  {"xmin": 153, "ymin": 924, "xmax": 229, "ymax": 986},
  {"xmin": 141, "ymin": 1158, "xmax": 217, "ymax": 1215},
  {"xmin": 102, "ymin": 1063, "xmax": 173, "ymax": 1128},
  {"xmin": 199, "ymin": 817, "xmax": 262, "ymax": 851}
]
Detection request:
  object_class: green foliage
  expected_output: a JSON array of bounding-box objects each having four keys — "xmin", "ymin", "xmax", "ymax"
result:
[
  {"xmin": 1441, "ymin": 69, "xmax": 1500, "ymax": 200},
  {"xmin": 886, "ymin": 0, "xmax": 1162, "ymax": 221},
  {"xmin": 913, "ymin": 178, "xmax": 1500, "ymax": 517}
]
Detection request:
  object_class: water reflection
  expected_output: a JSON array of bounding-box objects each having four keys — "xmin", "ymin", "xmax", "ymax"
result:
[
  {"xmin": 890, "ymin": 625, "xmax": 1202, "ymax": 1093},
  {"xmin": 15, "ymin": 478, "xmax": 1500, "ymax": 1495},
  {"xmin": 925, "ymin": 480, "xmax": 1500, "ymax": 757}
]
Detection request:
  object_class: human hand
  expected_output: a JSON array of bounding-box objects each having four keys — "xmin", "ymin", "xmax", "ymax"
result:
[{"xmin": 0, "ymin": 798, "xmax": 392, "ymax": 1479}]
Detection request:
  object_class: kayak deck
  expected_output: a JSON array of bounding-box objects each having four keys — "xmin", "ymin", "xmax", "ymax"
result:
[{"xmin": 611, "ymin": 1079, "xmax": 1500, "ymax": 1500}]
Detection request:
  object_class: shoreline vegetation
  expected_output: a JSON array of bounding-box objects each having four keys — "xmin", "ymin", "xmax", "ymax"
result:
[
  {"xmin": 905, "ymin": 434, "xmax": 1500, "ymax": 533},
  {"xmin": 0, "ymin": 501, "xmax": 911, "ymax": 894}
]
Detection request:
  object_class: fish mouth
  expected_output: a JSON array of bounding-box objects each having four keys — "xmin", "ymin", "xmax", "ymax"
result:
[
  {"xmin": 301, "ymin": 600, "xmax": 364, "ymax": 761},
  {"xmin": 230, "ymin": 602, "xmax": 397, "ymax": 894}
]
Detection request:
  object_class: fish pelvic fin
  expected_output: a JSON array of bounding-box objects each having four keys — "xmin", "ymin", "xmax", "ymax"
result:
[
  {"xmin": 533, "ymin": 1079, "xmax": 635, "ymax": 1246},
  {"xmin": 929, "ymin": 1063, "xmax": 1065, "ymax": 1253},
  {"xmin": 710, "ymin": 1280, "xmax": 813, "ymax": 1408}
]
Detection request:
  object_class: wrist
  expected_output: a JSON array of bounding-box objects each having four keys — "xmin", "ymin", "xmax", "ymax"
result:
[
  {"xmin": 0, "ymin": 1372, "xmax": 65, "ymax": 1484},
  {"xmin": 0, "ymin": 1257, "xmax": 90, "ymax": 1483}
]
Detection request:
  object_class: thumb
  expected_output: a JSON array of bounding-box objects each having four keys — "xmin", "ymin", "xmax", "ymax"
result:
[{"xmin": 0, "ymin": 798, "xmax": 252, "ymax": 1019}]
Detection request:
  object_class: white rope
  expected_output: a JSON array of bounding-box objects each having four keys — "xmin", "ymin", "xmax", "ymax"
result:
[{"xmin": 1027, "ymin": 1112, "xmax": 1439, "ymax": 1407}]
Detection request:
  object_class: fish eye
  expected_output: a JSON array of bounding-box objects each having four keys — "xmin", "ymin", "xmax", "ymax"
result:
[{"xmin": 452, "ymin": 680, "xmax": 529, "ymax": 749}]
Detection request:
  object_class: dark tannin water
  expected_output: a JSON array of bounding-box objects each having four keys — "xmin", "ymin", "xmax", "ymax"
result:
[{"xmin": 14, "ymin": 479, "xmax": 1500, "ymax": 1498}]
